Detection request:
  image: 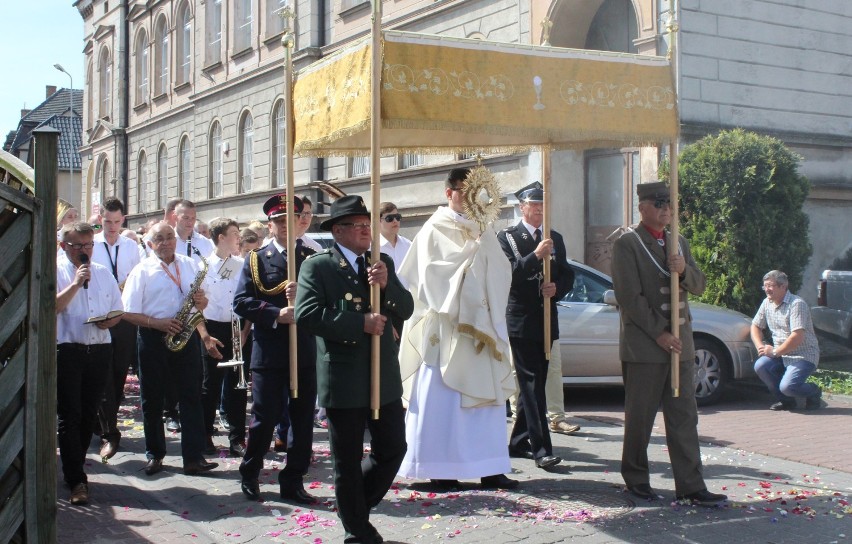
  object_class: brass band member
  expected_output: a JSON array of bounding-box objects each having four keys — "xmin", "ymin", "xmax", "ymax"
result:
[
  {"xmin": 56, "ymin": 222, "xmax": 123, "ymax": 505},
  {"xmin": 121, "ymin": 222, "xmax": 218, "ymax": 476},
  {"xmin": 198, "ymin": 218, "xmax": 248, "ymax": 457},
  {"xmin": 92, "ymin": 197, "xmax": 141, "ymax": 460}
]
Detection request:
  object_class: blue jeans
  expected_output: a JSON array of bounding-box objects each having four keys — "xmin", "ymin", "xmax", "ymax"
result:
[{"xmin": 753, "ymin": 356, "xmax": 820, "ymax": 402}]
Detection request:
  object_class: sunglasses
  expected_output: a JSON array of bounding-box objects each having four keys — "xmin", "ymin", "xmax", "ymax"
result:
[
  {"xmin": 646, "ymin": 198, "xmax": 671, "ymax": 209},
  {"xmin": 382, "ymin": 213, "xmax": 402, "ymax": 223}
]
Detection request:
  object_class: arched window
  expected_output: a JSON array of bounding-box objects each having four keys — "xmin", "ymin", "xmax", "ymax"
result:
[
  {"xmin": 154, "ymin": 15, "xmax": 170, "ymax": 95},
  {"xmin": 86, "ymin": 63, "xmax": 93, "ymax": 128},
  {"xmin": 239, "ymin": 112, "xmax": 254, "ymax": 192},
  {"xmin": 135, "ymin": 30, "xmax": 149, "ymax": 104},
  {"xmin": 234, "ymin": 0, "xmax": 253, "ymax": 52},
  {"xmin": 98, "ymin": 157, "xmax": 110, "ymax": 191},
  {"xmin": 99, "ymin": 48, "xmax": 112, "ymax": 119},
  {"xmin": 179, "ymin": 135, "xmax": 191, "ymax": 199},
  {"xmin": 209, "ymin": 122, "xmax": 223, "ymax": 198},
  {"xmin": 176, "ymin": 2, "xmax": 192, "ymax": 85},
  {"xmin": 272, "ymin": 100, "xmax": 285, "ymax": 188},
  {"xmin": 205, "ymin": 0, "xmax": 222, "ymax": 65},
  {"xmin": 137, "ymin": 151, "xmax": 148, "ymax": 213},
  {"xmin": 267, "ymin": 0, "xmax": 288, "ymax": 37},
  {"xmin": 157, "ymin": 144, "xmax": 168, "ymax": 208}
]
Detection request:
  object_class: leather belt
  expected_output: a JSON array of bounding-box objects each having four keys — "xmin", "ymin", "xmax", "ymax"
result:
[{"xmin": 58, "ymin": 343, "xmax": 111, "ymax": 354}]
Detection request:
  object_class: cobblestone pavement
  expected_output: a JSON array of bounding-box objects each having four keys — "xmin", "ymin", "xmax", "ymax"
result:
[{"xmin": 57, "ymin": 376, "xmax": 852, "ymax": 543}]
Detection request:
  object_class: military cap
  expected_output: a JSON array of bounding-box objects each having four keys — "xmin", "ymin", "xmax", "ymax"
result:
[{"xmin": 263, "ymin": 193, "xmax": 304, "ymax": 220}]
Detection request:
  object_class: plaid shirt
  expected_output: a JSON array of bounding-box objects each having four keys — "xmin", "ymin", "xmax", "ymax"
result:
[{"xmin": 752, "ymin": 291, "xmax": 820, "ymax": 366}]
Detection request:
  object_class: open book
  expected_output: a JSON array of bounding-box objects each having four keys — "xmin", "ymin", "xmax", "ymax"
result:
[{"xmin": 85, "ymin": 310, "xmax": 125, "ymax": 324}]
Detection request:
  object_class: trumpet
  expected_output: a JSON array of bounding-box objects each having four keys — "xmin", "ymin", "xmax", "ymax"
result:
[{"xmin": 216, "ymin": 313, "xmax": 248, "ymax": 390}]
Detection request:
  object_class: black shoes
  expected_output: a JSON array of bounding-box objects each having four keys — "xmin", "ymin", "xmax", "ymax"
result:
[
  {"xmin": 676, "ymin": 489, "xmax": 728, "ymax": 506},
  {"xmin": 770, "ymin": 400, "xmax": 796, "ymax": 411},
  {"xmin": 165, "ymin": 417, "xmax": 181, "ymax": 433},
  {"xmin": 273, "ymin": 438, "xmax": 287, "ymax": 452},
  {"xmin": 144, "ymin": 458, "xmax": 164, "ymax": 476},
  {"xmin": 204, "ymin": 436, "xmax": 217, "ymax": 455},
  {"xmin": 627, "ymin": 483, "xmax": 661, "ymax": 501},
  {"xmin": 508, "ymin": 446, "xmax": 534, "ymax": 460},
  {"xmin": 480, "ymin": 474, "xmax": 519, "ymax": 490},
  {"xmin": 229, "ymin": 440, "xmax": 247, "ymax": 457},
  {"xmin": 805, "ymin": 392, "xmax": 823, "ymax": 410},
  {"xmin": 428, "ymin": 479, "xmax": 461, "ymax": 491},
  {"xmin": 241, "ymin": 479, "xmax": 261, "ymax": 501},
  {"xmin": 183, "ymin": 459, "xmax": 218, "ymax": 475},
  {"xmin": 535, "ymin": 455, "xmax": 561, "ymax": 469},
  {"xmin": 281, "ymin": 485, "xmax": 318, "ymax": 505}
]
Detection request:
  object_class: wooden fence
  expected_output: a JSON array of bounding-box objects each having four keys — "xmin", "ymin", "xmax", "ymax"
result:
[{"xmin": 0, "ymin": 128, "xmax": 59, "ymax": 543}]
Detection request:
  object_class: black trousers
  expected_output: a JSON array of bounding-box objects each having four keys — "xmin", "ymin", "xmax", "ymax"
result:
[
  {"xmin": 97, "ymin": 319, "xmax": 137, "ymax": 442},
  {"xmin": 137, "ymin": 327, "xmax": 205, "ymax": 462},
  {"xmin": 239, "ymin": 363, "xmax": 317, "ymax": 488},
  {"xmin": 509, "ymin": 337, "xmax": 553, "ymax": 459},
  {"xmin": 201, "ymin": 319, "xmax": 247, "ymax": 443},
  {"xmin": 325, "ymin": 399, "xmax": 407, "ymax": 540},
  {"xmin": 57, "ymin": 343, "xmax": 111, "ymax": 487}
]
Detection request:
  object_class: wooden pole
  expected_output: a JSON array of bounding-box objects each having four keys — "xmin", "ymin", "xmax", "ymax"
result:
[
  {"xmin": 28, "ymin": 126, "xmax": 60, "ymax": 543},
  {"xmin": 282, "ymin": 10, "xmax": 298, "ymax": 398},
  {"xmin": 667, "ymin": 12, "xmax": 681, "ymax": 398},
  {"xmin": 369, "ymin": 0, "xmax": 383, "ymax": 420},
  {"xmin": 541, "ymin": 147, "xmax": 552, "ymax": 359}
]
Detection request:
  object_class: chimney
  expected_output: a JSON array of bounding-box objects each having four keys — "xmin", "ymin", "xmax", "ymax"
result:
[
  {"xmin": 46, "ymin": 85, "xmax": 57, "ymax": 99},
  {"xmin": 21, "ymin": 109, "xmax": 31, "ymax": 119}
]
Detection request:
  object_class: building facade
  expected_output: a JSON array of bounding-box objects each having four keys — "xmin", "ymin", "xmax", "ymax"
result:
[{"xmin": 75, "ymin": 0, "xmax": 851, "ymax": 303}]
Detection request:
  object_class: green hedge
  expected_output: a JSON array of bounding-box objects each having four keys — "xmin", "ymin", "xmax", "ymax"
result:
[{"xmin": 665, "ymin": 129, "xmax": 812, "ymax": 316}]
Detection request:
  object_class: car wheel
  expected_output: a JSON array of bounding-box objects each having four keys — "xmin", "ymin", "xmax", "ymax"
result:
[{"xmin": 693, "ymin": 337, "xmax": 729, "ymax": 406}]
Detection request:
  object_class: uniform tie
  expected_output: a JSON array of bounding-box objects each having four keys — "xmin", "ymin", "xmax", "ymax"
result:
[
  {"xmin": 355, "ymin": 255, "xmax": 368, "ymax": 286},
  {"xmin": 534, "ymin": 228, "xmax": 542, "ymax": 244}
]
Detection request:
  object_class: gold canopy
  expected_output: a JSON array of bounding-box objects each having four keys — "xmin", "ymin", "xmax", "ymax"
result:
[{"xmin": 293, "ymin": 30, "xmax": 678, "ymax": 157}]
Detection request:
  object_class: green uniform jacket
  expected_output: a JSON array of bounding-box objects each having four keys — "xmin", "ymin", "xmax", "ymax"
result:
[
  {"xmin": 295, "ymin": 246, "xmax": 414, "ymax": 409},
  {"xmin": 611, "ymin": 225, "xmax": 706, "ymax": 363}
]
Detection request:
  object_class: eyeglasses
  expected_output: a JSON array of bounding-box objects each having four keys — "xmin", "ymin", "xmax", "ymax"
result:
[
  {"xmin": 67, "ymin": 242, "xmax": 95, "ymax": 250},
  {"xmin": 91, "ymin": 224, "xmax": 103, "ymax": 230},
  {"xmin": 297, "ymin": 211, "xmax": 313, "ymax": 218},
  {"xmin": 338, "ymin": 222, "xmax": 372, "ymax": 230},
  {"xmin": 761, "ymin": 283, "xmax": 779, "ymax": 291},
  {"xmin": 652, "ymin": 199, "xmax": 671, "ymax": 209},
  {"xmin": 382, "ymin": 214, "xmax": 402, "ymax": 223}
]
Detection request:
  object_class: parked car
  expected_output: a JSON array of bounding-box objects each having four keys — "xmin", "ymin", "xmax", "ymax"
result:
[
  {"xmin": 558, "ymin": 260, "xmax": 757, "ymax": 405},
  {"xmin": 813, "ymin": 269, "xmax": 852, "ymax": 344}
]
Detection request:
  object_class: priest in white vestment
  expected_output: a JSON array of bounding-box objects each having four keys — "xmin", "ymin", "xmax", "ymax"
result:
[{"xmin": 397, "ymin": 168, "xmax": 518, "ymax": 490}]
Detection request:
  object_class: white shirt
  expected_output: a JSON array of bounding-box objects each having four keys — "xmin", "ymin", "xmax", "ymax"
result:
[
  {"xmin": 92, "ymin": 232, "xmax": 142, "ymax": 285},
  {"xmin": 379, "ymin": 234, "xmax": 412, "ymax": 273},
  {"xmin": 336, "ymin": 243, "xmax": 367, "ymax": 274},
  {"xmin": 300, "ymin": 235, "xmax": 324, "ymax": 252},
  {"xmin": 56, "ymin": 253, "xmax": 123, "ymax": 345},
  {"xmin": 175, "ymin": 231, "xmax": 215, "ymax": 265},
  {"xmin": 122, "ymin": 253, "xmax": 204, "ymax": 319},
  {"xmin": 203, "ymin": 253, "xmax": 244, "ymax": 322}
]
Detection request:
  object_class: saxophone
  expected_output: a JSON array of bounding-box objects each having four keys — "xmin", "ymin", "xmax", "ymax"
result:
[{"xmin": 164, "ymin": 248, "xmax": 208, "ymax": 352}]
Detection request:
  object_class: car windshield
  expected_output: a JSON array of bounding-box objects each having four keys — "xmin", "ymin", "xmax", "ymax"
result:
[{"xmin": 562, "ymin": 265, "xmax": 612, "ymax": 304}]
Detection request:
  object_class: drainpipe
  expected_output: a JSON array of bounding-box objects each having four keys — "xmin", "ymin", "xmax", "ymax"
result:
[{"xmin": 116, "ymin": 0, "xmax": 130, "ymax": 206}]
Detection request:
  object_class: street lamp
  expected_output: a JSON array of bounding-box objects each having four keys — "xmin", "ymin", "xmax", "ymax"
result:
[{"xmin": 54, "ymin": 63, "xmax": 75, "ymax": 210}]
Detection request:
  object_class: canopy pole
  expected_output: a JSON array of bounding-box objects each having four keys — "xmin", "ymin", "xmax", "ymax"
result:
[
  {"xmin": 369, "ymin": 0, "xmax": 383, "ymax": 420},
  {"xmin": 282, "ymin": 9, "xmax": 298, "ymax": 398},
  {"xmin": 667, "ymin": 11, "xmax": 681, "ymax": 398},
  {"xmin": 542, "ymin": 146, "xmax": 552, "ymax": 359}
]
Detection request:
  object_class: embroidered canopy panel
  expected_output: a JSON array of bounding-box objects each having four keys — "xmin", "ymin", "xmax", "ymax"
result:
[{"xmin": 293, "ymin": 30, "xmax": 678, "ymax": 157}]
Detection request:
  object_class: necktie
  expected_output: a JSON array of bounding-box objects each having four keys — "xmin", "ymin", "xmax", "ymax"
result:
[
  {"xmin": 355, "ymin": 255, "xmax": 368, "ymax": 286},
  {"xmin": 534, "ymin": 228, "xmax": 542, "ymax": 244}
]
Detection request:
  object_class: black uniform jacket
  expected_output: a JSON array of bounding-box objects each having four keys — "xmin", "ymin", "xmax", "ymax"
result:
[
  {"xmin": 497, "ymin": 222, "xmax": 574, "ymax": 340},
  {"xmin": 295, "ymin": 245, "xmax": 414, "ymax": 409},
  {"xmin": 233, "ymin": 241, "xmax": 316, "ymax": 371}
]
